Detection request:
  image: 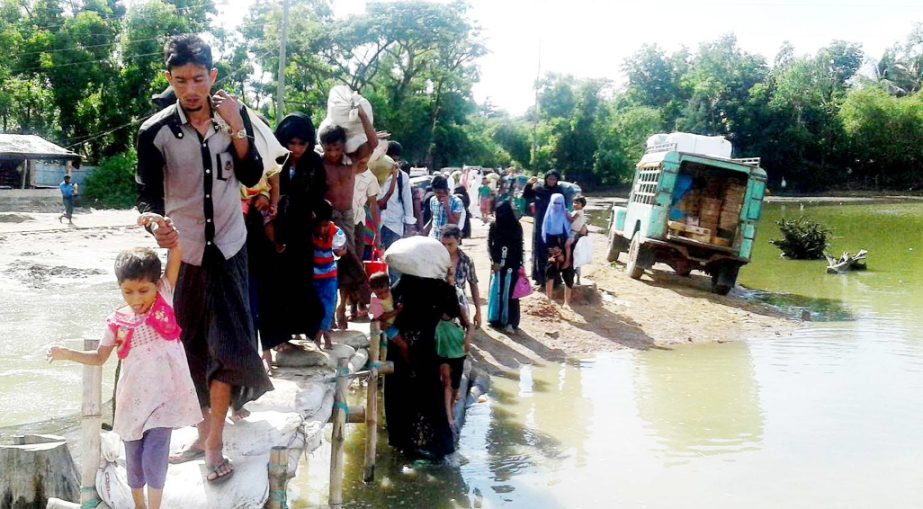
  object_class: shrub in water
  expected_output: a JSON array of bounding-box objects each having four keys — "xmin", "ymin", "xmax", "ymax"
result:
[
  {"xmin": 769, "ymin": 217, "xmax": 830, "ymax": 259},
  {"xmin": 82, "ymin": 151, "xmax": 137, "ymax": 209}
]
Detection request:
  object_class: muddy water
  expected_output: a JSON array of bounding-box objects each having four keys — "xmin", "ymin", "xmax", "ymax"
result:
[
  {"xmin": 3, "ymin": 203, "xmax": 923, "ymax": 507},
  {"xmin": 320, "ymin": 200, "xmax": 923, "ymax": 508}
]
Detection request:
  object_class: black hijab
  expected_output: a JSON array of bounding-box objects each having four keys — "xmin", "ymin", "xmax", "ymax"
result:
[{"xmin": 493, "ymin": 200, "xmax": 522, "ymax": 243}]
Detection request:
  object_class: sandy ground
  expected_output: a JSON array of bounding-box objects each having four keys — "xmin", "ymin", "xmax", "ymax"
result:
[
  {"xmin": 0, "ymin": 207, "xmax": 795, "ymax": 378},
  {"xmin": 459, "ymin": 213, "xmax": 796, "ymax": 376}
]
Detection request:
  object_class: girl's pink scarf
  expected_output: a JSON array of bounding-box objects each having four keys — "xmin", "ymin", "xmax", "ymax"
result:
[{"xmin": 106, "ymin": 292, "xmax": 181, "ymax": 359}]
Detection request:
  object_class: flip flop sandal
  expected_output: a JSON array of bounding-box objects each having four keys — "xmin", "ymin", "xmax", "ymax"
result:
[
  {"xmin": 206, "ymin": 458, "xmax": 235, "ymax": 484},
  {"xmin": 169, "ymin": 447, "xmax": 205, "ymax": 464}
]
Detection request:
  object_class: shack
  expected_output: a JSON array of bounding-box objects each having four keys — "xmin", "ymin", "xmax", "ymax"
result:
[{"xmin": 0, "ymin": 134, "xmax": 81, "ymax": 189}]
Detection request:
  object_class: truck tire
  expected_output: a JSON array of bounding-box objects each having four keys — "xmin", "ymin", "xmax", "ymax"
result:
[
  {"xmin": 711, "ymin": 264, "xmax": 739, "ymax": 295},
  {"xmin": 626, "ymin": 231, "xmax": 646, "ymax": 280},
  {"xmin": 606, "ymin": 210, "xmax": 621, "ymax": 262}
]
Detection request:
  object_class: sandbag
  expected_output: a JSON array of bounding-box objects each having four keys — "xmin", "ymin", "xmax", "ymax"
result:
[
  {"xmin": 329, "ymin": 329, "xmax": 370, "ymax": 349},
  {"xmin": 275, "ymin": 348, "xmax": 328, "ymax": 368},
  {"xmin": 572, "ymin": 235, "xmax": 593, "ymax": 270},
  {"xmin": 384, "ymin": 236, "xmax": 450, "ymax": 280}
]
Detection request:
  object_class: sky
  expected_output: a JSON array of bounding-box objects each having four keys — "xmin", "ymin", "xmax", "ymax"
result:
[{"xmin": 212, "ymin": 0, "xmax": 923, "ymax": 115}]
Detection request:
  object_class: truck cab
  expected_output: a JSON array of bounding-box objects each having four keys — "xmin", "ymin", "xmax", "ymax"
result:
[{"xmin": 606, "ymin": 134, "xmax": 767, "ymax": 295}]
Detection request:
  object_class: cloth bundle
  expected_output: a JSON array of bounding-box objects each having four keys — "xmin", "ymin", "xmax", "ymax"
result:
[{"xmin": 384, "ymin": 236, "xmax": 450, "ymax": 280}]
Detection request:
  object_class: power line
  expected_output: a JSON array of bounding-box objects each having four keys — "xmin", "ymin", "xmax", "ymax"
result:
[
  {"xmin": 9, "ymin": 36, "xmax": 168, "ymax": 59},
  {"xmin": 16, "ymin": 51, "xmax": 164, "ymax": 74},
  {"xmin": 64, "ymin": 48, "xmax": 274, "ymax": 149}
]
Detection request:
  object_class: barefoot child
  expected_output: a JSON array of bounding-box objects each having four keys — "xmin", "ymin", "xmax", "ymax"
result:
[
  {"xmin": 313, "ymin": 199, "xmax": 347, "ymax": 349},
  {"xmin": 368, "ymin": 271, "xmax": 410, "ymax": 363},
  {"xmin": 47, "ymin": 213, "xmax": 202, "ymax": 508},
  {"xmin": 437, "ymin": 268, "xmax": 472, "ymax": 430}
]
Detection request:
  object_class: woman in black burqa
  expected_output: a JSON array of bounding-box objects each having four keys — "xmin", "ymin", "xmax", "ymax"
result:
[
  {"xmin": 487, "ymin": 200, "xmax": 523, "ymax": 331},
  {"xmin": 523, "ymin": 170, "xmax": 563, "ymax": 285},
  {"xmin": 384, "ymin": 274, "xmax": 460, "ymax": 458},
  {"xmin": 254, "ymin": 113, "xmax": 327, "ymax": 352}
]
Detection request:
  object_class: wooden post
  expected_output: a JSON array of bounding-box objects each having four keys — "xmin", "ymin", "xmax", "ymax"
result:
[
  {"xmin": 363, "ymin": 321, "xmax": 380, "ymax": 483},
  {"xmin": 266, "ymin": 446, "xmax": 290, "ymax": 509},
  {"xmin": 81, "ymin": 339, "xmax": 102, "ymax": 508},
  {"xmin": 329, "ymin": 357, "xmax": 349, "ymax": 509}
]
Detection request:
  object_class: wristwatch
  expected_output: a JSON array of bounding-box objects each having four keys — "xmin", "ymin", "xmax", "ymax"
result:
[{"xmin": 232, "ymin": 128, "xmax": 247, "ymax": 140}]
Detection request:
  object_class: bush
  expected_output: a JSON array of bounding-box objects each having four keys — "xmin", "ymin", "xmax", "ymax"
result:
[
  {"xmin": 82, "ymin": 151, "xmax": 137, "ymax": 209},
  {"xmin": 769, "ymin": 217, "xmax": 830, "ymax": 259}
]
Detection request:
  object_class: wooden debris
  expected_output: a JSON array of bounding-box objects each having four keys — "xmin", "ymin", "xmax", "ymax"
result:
[{"xmin": 824, "ymin": 250, "xmax": 868, "ymax": 274}]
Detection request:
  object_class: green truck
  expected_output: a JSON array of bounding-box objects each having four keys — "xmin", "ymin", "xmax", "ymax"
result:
[{"xmin": 606, "ymin": 141, "xmax": 767, "ymax": 295}]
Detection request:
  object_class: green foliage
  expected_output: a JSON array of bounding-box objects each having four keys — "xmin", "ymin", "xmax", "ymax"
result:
[
  {"xmin": 81, "ymin": 151, "xmax": 137, "ymax": 209},
  {"xmin": 3, "ymin": 2, "xmax": 923, "ymax": 192},
  {"xmin": 769, "ymin": 217, "xmax": 831, "ymax": 260}
]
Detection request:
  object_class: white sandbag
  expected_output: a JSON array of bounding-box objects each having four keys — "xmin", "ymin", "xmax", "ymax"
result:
[
  {"xmin": 319, "ymin": 86, "xmax": 374, "ymax": 154},
  {"xmin": 275, "ymin": 348, "xmax": 328, "ymax": 368},
  {"xmin": 329, "ymin": 329, "xmax": 370, "ymax": 349},
  {"xmin": 384, "ymin": 236, "xmax": 450, "ymax": 280},
  {"xmin": 572, "ymin": 235, "xmax": 593, "ymax": 270}
]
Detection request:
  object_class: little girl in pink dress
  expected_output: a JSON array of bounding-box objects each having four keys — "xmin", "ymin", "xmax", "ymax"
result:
[{"xmin": 48, "ymin": 214, "xmax": 201, "ymax": 509}]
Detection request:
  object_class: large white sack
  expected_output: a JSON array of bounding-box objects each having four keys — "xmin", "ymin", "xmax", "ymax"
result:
[
  {"xmin": 572, "ymin": 235, "xmax": 593, "ymax": 270},
  {"xmin": 319, "ymin": 86, "xmax": 374, "ymax": 154},
  {"xmin": 384, "ymin": 236, "xmax": 450, "ymax": 280}
]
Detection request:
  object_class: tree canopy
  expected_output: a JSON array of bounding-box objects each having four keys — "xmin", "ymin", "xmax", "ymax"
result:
[{"xmin": 2, "ymin": 1, "xmax": 923, "ymax": 191}]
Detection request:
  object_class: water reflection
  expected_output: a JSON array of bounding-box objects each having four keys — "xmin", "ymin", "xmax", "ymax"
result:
[{"xmin": 634, "ymin": 343, "xmax": 764, "ymax": 461}]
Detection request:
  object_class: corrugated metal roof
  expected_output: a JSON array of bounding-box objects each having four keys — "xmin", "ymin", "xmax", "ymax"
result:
[{"xmin": 0, "ymin": 134, "xmax": 80, "ymax": 160}]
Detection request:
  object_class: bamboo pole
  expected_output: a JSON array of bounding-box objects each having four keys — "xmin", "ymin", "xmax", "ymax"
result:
[
  {"xmin": 80, "ymin": 339, "xmax": 102, "ymax": 509},
  {"xmin": 363, "ymin": 321, "xmax": 380, "ymax": 483},
  {"xmin": 266, "ymin": 446, "xmax": 290, "ymax": 509},
  {"xmin": 328, "ymin": 357, "xmax": 349, "ymax": 509}
]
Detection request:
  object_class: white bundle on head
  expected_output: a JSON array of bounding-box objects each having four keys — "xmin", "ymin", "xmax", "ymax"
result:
[
  {"xmin": 384, "ymin": 236, "xmax": 450, "ymax": 280},
  {"xmin": 319, "ymin": 85, "xmax": 374, "ymax": 154}
]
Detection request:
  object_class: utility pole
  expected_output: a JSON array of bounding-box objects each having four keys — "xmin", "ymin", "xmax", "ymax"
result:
[
  {"xmin": 276, "ymin": 0, "xmax": 289, "ymax": 123},
  {"xmin": 530, "ymin": 38, "xmax": 542, "ymax": 170}
]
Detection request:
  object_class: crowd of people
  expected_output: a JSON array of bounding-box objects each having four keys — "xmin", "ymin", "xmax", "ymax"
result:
[{"xmin": 45, "ymin": 35, "xmax": 593, "ymax": 509}]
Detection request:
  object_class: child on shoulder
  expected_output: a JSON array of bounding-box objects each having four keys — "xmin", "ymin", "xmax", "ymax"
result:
[
  {"xmin": 47, "ymin": 213, "xmax": 203, "ymax": 508},
  {"xmin": 437, "ymin": 267, "xmax": 472, "ymax": 430}
]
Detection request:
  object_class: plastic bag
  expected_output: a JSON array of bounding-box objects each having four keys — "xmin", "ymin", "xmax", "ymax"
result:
[
  {"xmin": 384, "ymin": 236, "xmax": 449, "ymax": 280},
  {"xmin": 511, "ymin": 266, "xmax": 532, "ymax": 299},
  {"xmin": 572, "ymin": 236, "xmax": 593, "ymax": 269}
]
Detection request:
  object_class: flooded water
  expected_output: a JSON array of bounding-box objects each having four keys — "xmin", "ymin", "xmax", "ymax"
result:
[
  {"xmin": 3, "ymin": 202, "xmax": 923, "ymax": 507},
  {"xmin": 323, "ymin": 200, "xmax": 923, "ymax": 508}
]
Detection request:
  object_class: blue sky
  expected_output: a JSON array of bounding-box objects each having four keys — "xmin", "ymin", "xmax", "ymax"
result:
[{"xmin": 212, "ymin": 0, "xmax": 923, "ymax": 115}]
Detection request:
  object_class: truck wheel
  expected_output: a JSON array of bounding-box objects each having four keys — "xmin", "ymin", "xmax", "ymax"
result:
[
  {"xmin": 711, "ymin": 264, "xmax": 739, "ymax": 295},
  {"xmin": 626, "ymin": 231, "xmax": 646, "ymax": 280},
  {"xmin": 674, "ymin": 260, "xmax": 693, "ymax": 277},
  {"xmin": 606, "ymin": 236, "xmax": 623, "ymax": 263}
]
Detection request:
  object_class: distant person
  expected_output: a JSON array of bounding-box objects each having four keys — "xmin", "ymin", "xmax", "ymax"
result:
[
  {"xmin": 135, "ymin": 34, "xmax": 272, "ymax": 483},
  {"xmin": 478, "ymin": 177, "xmax": 492, "ymax": 222},
  {"xmin": 47, "ymin": 218, "xmax": 202, "ymax": 508},
  {"xmin": 524, "ymin": 170, "xmax": 565, "ymax": 285},
  {"xmin": 424, "ymin": 175, "xmax": 466, "ymax": 240},
  {"xmin": 487, "ymin": 201, "xmax": 524, "ymax": 331},
  {"xmin": 58, "ymin": 175, "xmax": 78, "ymax": 224}
]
